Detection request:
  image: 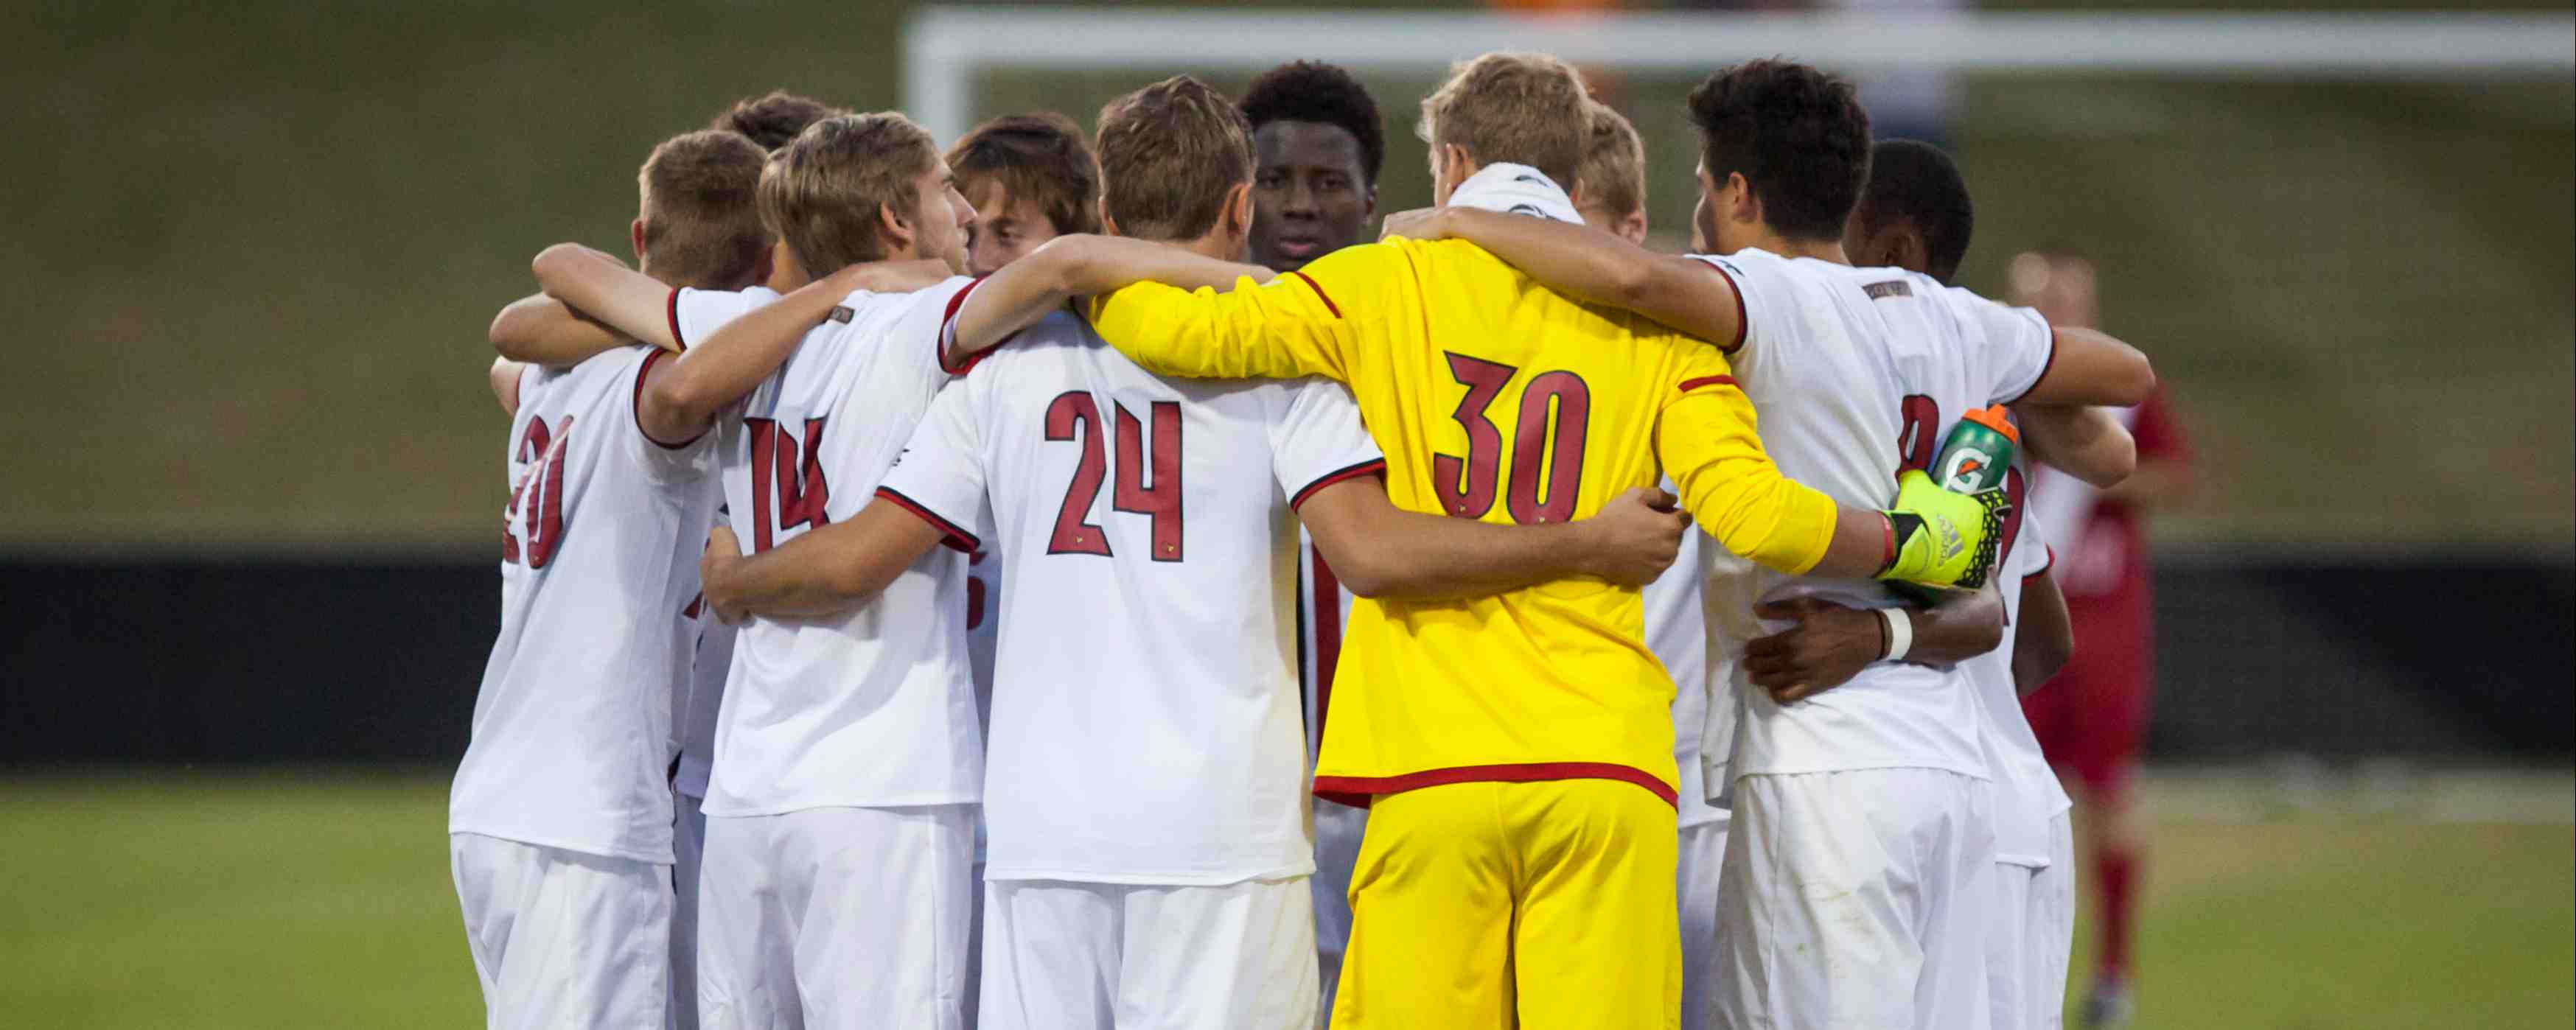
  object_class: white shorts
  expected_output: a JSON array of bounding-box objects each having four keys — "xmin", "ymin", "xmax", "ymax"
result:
[
  {"xmin": 450, "ymin": 832, "xmax": 671, "ymax": 1030},
  {"xmin": 1309, "ymin": 798, "xmax": 1369, "ymax": 1027},
  {"xmin": 1714, "ymin": 769, "xmax": 1995, "ymax": 1030},
  {"xmin": 979, "ymin": 875, "xmax": 1319, "ymax": 1030},
  {"xmin": 671, "ymin": 790, "xmax": 708, "ymax": 1030},
  {"xmin": 1989, "ymin": 813, "xmax": 2076, "ymax": 1030},
  {"xmin": 1678, "ymin": 812, "xmax": 1730, "ymax": 1030},
  {"xmin": 697, "ymin": 805, "xmax": 974, "ymax": 1030}
]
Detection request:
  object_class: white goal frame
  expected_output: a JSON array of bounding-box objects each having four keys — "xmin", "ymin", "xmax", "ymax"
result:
[{"xmin": 902, "ymin": 6, "xmax": 2573, "ymax": 142}]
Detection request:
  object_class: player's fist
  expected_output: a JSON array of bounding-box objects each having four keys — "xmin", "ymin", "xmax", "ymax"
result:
[
  {"xmin": 1743, "ymin": 598, "xmax": 1884, "ymax": 704},
  {"xmin": 701, "ymin": 526, "xmax": 748, "ymax": 624},
  {"xmin": 1580, "ymin": 486, "xmax": 1689, "ymax": 587},
  {"xmin": 1877, "ymin": 469, "xmax": 2009, "ymax": 589}
]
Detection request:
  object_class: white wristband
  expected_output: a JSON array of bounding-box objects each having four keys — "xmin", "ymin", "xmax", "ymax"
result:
[{"xmin": 1879, "ymin": 607, "xmax": 1913, "ymax": 663}]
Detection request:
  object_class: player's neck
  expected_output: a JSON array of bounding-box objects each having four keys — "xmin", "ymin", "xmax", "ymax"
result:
[
  {"xmin": 1176, "ymin": 232, "xmax": 1243, "ymax": 263},
  {"xmin": 1745, "ymin": 225, "xmax": 1850, "ymax": 266}
]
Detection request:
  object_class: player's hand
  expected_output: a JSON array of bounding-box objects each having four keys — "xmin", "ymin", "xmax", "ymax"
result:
[
  {"xmin": 1579, "ymin": 486, "xmax": 1689, "ymax": 587},
  {"xmin": 700, "ymin": 526, "xmax": 748, "ymax": 624},
  {"xmin": 1876, "ymin": 469, "xmax": 2009, "ymax": 589},
  {"xmin": 1378, "ymin": 206, "xmax": 1450, "ymax": 242},
  {"xmin": 1743, "ymin": 598, "xmax": 1888, "ymax": 704}
]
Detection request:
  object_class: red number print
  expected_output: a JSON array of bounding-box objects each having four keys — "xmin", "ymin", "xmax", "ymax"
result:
[
  {"xmin": 747, "ymin": 416, "xmax": 831, "ymax": 553},
  {"xmin": 1432, "ymin": 352, "xmax": 1514, "ymax": 518},
  {"xmin": 1044, "ymin": 392, "xmax": 1113, "ymax": 556},
  {"xmin": 1111, "ymin": 401, "xmax": 1185, "ymax": 562},
  {"xmin": 503, "ymin": 415, "xmax": 573, "ymax": 568},
  {"xmin": 1507, "ymin": 371, "xmax": 1590, "ymax": 525},
  {"xmin": 1896, "ymin": 393, "xmax": 1939, "ymax": 475}
]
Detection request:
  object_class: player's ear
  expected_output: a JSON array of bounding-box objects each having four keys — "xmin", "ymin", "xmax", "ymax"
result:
[
  {"xmin": 1224, "ymin": 181, "xmax": 1255, "ymax": 240},
  {"xmin": 880, "ymin": 200, "xmax": 916, "ymax": 256},
  {"xmin": 1616, "ymin": 211, "xmax": 1649, "ymax": 247},
  {"xmin": 1361, "ymin": 182, "xmax": 1378, "ymax": 220},
  {"xmin": 1724, "ymin": 172, "xmax": 1759, "ymax": 226},
  {"xmin": 1565, "ymin": 178, "xmax": 1586, "ymax": 208},
  {"xmin": 630, "ymin": 218, "xmax": 649, "ymax": 266}
]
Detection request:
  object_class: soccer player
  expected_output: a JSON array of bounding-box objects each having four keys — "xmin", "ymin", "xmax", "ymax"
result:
[
  {"xmin": 1082, "ymin": 53, "xmax": 2014, "ymax": 1029},
  {"xmin": 1242, "ymin": 60, "xmax": 1383, "ymax": 272},
  {"xmin": 1238, "ymin": 57, "xmax": 1386, "ymax": 1019},
  {"xmin": 1382, "ymin": 59, "xmax": 2157, "ymax": 1030},
  {"xmin": 1568, "ymin": 97, "xmax": 1733, "ymax": 1030},
  {"xmin": 946, "ymin": 111, "xmax": 1102, "ymax": 276},
  {"xmin": 691, "ymin": 74, "xmax": 1690, "ymax": 1029},
  {"xmin": 2014, "ymin": 248, "xmax": 2195, "ymax": 1030},
  {"xmin": 710, "ymin": 90, "xmax": 848, "ymax": 152},
  {"xmin": 525, "ymin": 111, "xmax": 985, "ymax": 1027},
  {"xmin": 450, "ymin": 127, "xmax": 767, "ymax": 1029}
]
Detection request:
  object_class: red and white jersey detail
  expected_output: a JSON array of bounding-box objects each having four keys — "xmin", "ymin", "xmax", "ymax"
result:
[
  {"xmin": 451, "ymin": 346, "xmax": 722, "ymax": 862},
  {"xmin": 1688, "ymin": 251, "xmax": 2053, "ymax": 782},
  {"xmin": 673, "ymin": 508, "xmax": 737, "ymax": 800},
  {"xmin": 680, "ymin": 278, "xmax": 985, "ymax": 817},
  {"xmin": 1964, "ymin": 507, "xmax": 2071, "ymax": 866},
  {"xmin": 877, "ymin": 310, "xmax": 1383, "ymax": 886}
]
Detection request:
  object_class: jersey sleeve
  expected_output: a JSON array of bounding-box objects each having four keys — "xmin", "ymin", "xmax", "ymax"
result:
[
  {"xmin": 1084, "ymin": 243, "xmax": 1406, "ymax": 383},
  {"xmin": 668, "ymin": 286, "xmax": 778, "ymax": 351},
  {"xmin": 1268, "ymin": 379, "xmax": 1387, "ymax": 511},
  {"xmin": 873, "ymin": 376, "xmax": 990, "ymax": 553},
  {"xmin": 1684, "ymin": 253, "xmax": 1785, "ymax": 377},
  {"xmin": 1938, "ymin": 285, "xmax": 2056, "ymax": 404},
  {"xmin": 1654, "ymin": 346, "xmax": 1841, "ymax": 575},
  {"xmin": 622, "ymin": 348, "xmax": 721, "ymax": 484}
]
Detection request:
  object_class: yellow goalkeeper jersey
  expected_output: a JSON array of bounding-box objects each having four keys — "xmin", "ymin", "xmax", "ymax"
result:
[{"xmin": 1087, "ymin": 237, "xmax": 1841, "ymax": 805}]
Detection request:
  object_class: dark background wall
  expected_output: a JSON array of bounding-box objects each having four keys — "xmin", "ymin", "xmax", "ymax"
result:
[{"xmin": 4, "ymin": 557, "xmax": 2565, "ymax": 764}]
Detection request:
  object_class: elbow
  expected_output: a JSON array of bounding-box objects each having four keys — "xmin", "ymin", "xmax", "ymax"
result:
[
  {"xmin": 530, "ymin": 243, "xmax": 587, "ymax": 295},
  {"xmin": 2074, "ymin": 433, "xmax": 2138, "ymax": 490},
  {"xmin": 2024, "ymin": 634, "xmax": 2073, "ymax": 687},
  {"xmin": 1332, "ymin": 557, "xmax": 1398, "ymax": 600},
  {"xmin": 2113, "ymin": 355, "xmax": 2158, "ymax": 408},
  {"xmin": 643, "ymin": 366, "xmax": 715, "ymax": 426},
  {"xmin": 487, "ymin": 308, "xmax": 521, "ymax": 356}
]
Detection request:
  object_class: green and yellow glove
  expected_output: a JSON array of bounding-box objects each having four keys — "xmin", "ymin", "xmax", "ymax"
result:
[{"xmin": 1875, "ymin": 469, "xmax": 2010, "ymax": 590}]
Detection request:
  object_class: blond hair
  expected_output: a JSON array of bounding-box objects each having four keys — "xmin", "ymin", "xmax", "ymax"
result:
[
  {"xmin": 637, "ymin": 130, "xmax": 772, "ymax": 289},
  {"xmin": 755, "ymin": 113, "xmax": 940, "ymax": 276},
  {"xmin": 1095, "ymin": 76, "xmax": 1254, "ymax": 242},
  {"xmin": 1574, "ymin": 101, "xmax": 1647, "ymax": 220},
  {"xmin": 1417, "ymin": 52, "xmax": 1592, "ymax": 190}
]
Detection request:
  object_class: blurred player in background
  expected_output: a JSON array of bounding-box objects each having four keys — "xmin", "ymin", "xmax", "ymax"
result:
[
  {"xmin": 452, "ymin": 127, "xmax": 769, "ymax": 1029},
  {"xmin": 1086, "ymin": 52, "xmax": 2017, "ymax": 1029},
  {"xmin": 1569, "ymin": 97, "xmax": 1732, "ymax": 1030},
  {"xmin": 1236, "ymin": 57, "xmax": 1386, "ymax": 1021},
  {"xmin": 2014, "ymin": 248, "xmax": 2196, "ymax": 1030},
  {"xmin": 528, "ymin": 111, "xmax": 986, "ymax": 1027}
]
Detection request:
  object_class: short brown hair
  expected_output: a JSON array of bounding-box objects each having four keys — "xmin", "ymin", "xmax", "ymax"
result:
[
  {"xmin": 1575, "ymin": 101, "xmax": 1647, "ymax": 220},
  {"xmin": 756, "ymin": 113, "xmax": 940, "ymax": 277},
  {"xmin": 1417, "ymin": 52, "xmax": 1591, "ymax": 191},
  {"xmin": 945, "ymin": 112, "xmax": 1102, "ymax": 236},
  {"xmin": 638, "ymin": 130, "xmax": 771, "ymax": 289},
  {"xmin": 1095, "ymin": 76, "xmax": 1254, "ymax": 242},
  {"xmin": 1687, "ymin": 60, "xmax": 1871, "ymax": 242},
  {"xmin": 710, "ymin": 91, "xmax": 845, "ymax": 152}
]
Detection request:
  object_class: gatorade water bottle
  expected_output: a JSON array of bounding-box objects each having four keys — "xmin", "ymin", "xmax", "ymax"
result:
[{"xmin": 1893, "ymin": 405, "xmax": 2018, "ymax": 605}]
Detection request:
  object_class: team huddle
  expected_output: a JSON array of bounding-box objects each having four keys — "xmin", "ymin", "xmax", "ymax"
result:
[{"xmin": 453, "ymin": 49, "xmax": 2155, "ymax": 1030}]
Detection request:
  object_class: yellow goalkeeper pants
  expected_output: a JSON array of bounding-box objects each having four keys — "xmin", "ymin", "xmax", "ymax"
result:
[{"xmin": 1327, "ymin": 778, "xmax": 1680, "ymax": 1030}]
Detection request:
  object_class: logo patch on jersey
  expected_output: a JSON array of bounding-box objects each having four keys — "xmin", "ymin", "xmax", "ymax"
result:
[
  {"xmin": 1863, "ymin": 280, "xmax": 1913, "ymax": 300},
  {"xmin": 827, "ymin": 306, "xmax": 854, "ymax": 324}
]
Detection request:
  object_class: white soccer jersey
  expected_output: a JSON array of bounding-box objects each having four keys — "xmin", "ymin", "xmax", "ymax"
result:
[
  {"xmin": 671, "ymin": 278, "xmax": 985, "ymax": 817},
  {"xmin": 673, "ymin": 507, "xmax": 737, "ymax": 800},
  {"xmin": 450, "ymin": 346, "xmax": 722, "ymax": 863},
  {"xmin": 877, "ymin": 306, "xmax": 1384, "ymax": 886},
  {"xmin": 1965, "ymin": 508, "xmax": 2073, "ymax": 866},
  {"xmin": 1690, "ymin": 250, "xmax": 2055, "ymax": 782}
]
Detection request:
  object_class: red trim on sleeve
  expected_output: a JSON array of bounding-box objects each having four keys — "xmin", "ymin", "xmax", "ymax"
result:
[
  {"xmin": 873, "ymin": 486, "xmax": 979, "ymax": 553},
  {"xmin": 666, "ymin": 288, "xmax": 688, "ymax": 351},
  {"xmin": 1676, "ymin": 375, "xmax": 1739, "ymax": 393},
  {"xmin": 938, "ymin": 276, "xmax": 1005, "ymax": 375},
  {"xmin": 2033, "ymin": 545, "xmax": 2056, "ymax": 576},
  {"xmin": 1697, "ymin": 257, "xmax": 1751, "ymax": 354},
  {"xmin": 2003, "ymin": 313, "xmax": 2059, "ymax": 406},
  {"xmin": 1312, "ymin": 762, "xmax": 1679, "ymax": 810},
  {"xmin": 1289, "ymin": 271, "xmax": 1342, "ymax": 318},
  {"xmin": 632, "ymin": 350, "xmax": 706, "ymax": 450},
  {"xmin": 1290, "ymin": 458, "xmax": 1387, "ymax": 511},
  {"xmin": 1308, "ymin": 546, "xmax": 1344, "ymax": 747}
]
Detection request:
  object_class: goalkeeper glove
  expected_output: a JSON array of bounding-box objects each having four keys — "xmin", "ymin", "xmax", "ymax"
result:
[{"xmin": 1875, "ymin": 469, "xmax": 2010, "ymax": 589}]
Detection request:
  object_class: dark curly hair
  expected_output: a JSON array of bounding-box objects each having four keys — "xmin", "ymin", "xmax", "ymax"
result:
[
  {"xmin": 1239, "ymin": 60, "xmax": 1385, "ymax": 186},
  {"xmin": 709, "ymin": 91, "xmax": 846, "ymax": 153},
  {"xmin": 1686, "ymin": 60, "xmax": 1871, "ymax": 242},
  {"xmin": 1854, "ymin": 139, "xmax": 1975, "ymax": 284}
]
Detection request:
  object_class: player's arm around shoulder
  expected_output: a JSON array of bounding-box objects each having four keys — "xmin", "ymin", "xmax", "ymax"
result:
[
  {"xmin": 699, "ymin": 507, "xmax": 949, "ymax": 623},
  {"xmin": 637, "ymin": 264, "xmax": 884, "ymax": 444},
  {"xmin": 489, "ymin": 291, "xmax": 639, "ymax": 365},
  {"xmin": 949, "ymin": 234, "xmax": 1273, "ymax": 364},
  {"xmin": 530, "ymin": 244, "xmax": 681, "ymax": 351},
  {"xmin": 1384, "ymin": 206, "xmax": 1745, "ymax": 350},
  {"xmin": 1086, "ymin": 240, "xmax": 1396, "ymax": 383},
  {"xmin": 2014, "ymin": 321, "xmax": 2156, "ymax": 408}
]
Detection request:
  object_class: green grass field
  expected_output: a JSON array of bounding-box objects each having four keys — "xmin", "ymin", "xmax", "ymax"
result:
[{"xmin": 1, "ymin": 768, "xmax": 2566, "ymax": 1028}]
